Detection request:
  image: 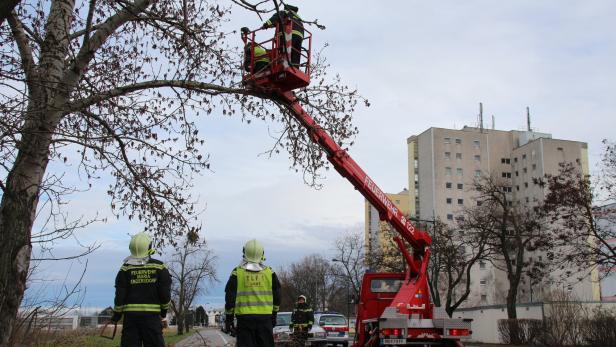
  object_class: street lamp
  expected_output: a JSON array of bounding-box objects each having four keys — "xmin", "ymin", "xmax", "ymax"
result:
[{"xmin": 332, "ymin": 258, "xmax": 351, "ymax": 323}]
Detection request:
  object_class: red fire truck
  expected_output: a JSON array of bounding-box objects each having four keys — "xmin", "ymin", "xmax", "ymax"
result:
[{"xmin": 241, "ymin": 15, "xmax": 472, "ymax": 347}]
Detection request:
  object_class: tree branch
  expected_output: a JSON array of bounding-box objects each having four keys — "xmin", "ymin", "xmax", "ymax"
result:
[
  {"xmin": 0, "ymin": 0, "xmax": 21, "ymax": 27},
  {"xmin": 67, "ymin": 80, "xmax": 267, "ymax": 113},
  {"xmin": 7, "ymin": 12, "xmax": 36, "ymax": 91}
]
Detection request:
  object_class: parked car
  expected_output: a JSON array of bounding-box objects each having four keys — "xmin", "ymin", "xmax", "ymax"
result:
[
  {"xmin": 273, "ymin": 311, "xmax": 327, "ymax": 347},
  {"xmin": 314, "ymin": 312, "xmax": 349, "ymax": 347}
]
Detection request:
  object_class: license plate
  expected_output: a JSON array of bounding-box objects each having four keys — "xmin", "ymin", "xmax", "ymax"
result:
[
  {"xmin": 327, "ymin": 331, "xmax": 343, "ymax": 336},
  {"xmin": 383, "ymin": 338, "xmax": 406, "ymax": 344}
]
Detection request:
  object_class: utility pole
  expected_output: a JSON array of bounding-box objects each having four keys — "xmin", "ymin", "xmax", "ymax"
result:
[{"xmin": 526, "ymin": 106, "xmax": 532, "ymax": 131}]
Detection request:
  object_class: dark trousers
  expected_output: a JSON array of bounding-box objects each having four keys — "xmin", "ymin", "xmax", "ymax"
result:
[
  {"xmin": 290, "ymin": 35, "xmax": 302, "ymax": 67},
  {"xmin": 121, "ymin": 313, "xmax": 164, "ymax": 347},
  {"xmin": 236, "ymin": 315, "xmax": 274, "ymax": 347},
  {"xmin": 277, "ymin": 35, "xmax": 303, "ymax": 67}
]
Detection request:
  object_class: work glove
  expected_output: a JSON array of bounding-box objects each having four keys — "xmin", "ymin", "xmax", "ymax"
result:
[
  {"xmin": 271, "ymin": 312, "xmax": 277, "ymax": 326},
  {"xmin": 111, "ymin": 311, "xmax": 122, "ymax": 323}
]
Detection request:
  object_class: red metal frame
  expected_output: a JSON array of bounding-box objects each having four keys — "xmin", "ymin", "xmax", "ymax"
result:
[{"xmin": 242, "ymin": 18, "xmax": 312, "ymax": 92}]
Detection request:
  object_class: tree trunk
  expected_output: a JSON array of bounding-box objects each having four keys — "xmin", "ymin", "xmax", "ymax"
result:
[
  {"xmin": 506, "ymin": 282, "xmax": 518, "ymax": 319},
  {"xmin": 0, "ymin": 117, "xmax": 55, "ymax": 346},
  {"xmin": 177, "ymin": 312, "xmax": 184, "ymax": 335}
]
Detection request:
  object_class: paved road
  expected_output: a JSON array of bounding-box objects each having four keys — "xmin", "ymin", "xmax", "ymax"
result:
[{"xmin": 174, "ymin": 327, "xmax": 235, "ymax": 347}]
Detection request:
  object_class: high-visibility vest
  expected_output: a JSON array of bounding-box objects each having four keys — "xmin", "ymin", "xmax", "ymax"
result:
[
  {"xmin": 234, "ymin": 266, "xmax": 274, "ymax": 315},
  {"xmin": 253, "ymin": 45, "xmax": 269, "ymax": 63}
]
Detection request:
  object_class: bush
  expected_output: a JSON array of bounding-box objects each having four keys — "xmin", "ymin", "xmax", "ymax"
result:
[
  {"xmin": 498, "ymin": 319, "xmax": 543, "ymax": 345},
  {"xmin": 580, "ymin": 308, "xmax": 616, "ymax": 347}
]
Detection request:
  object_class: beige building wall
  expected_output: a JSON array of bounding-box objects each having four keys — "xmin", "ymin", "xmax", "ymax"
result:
[
  {"xmin": 407, "ymin": 126, "xmax": 599, "ymax": 306},
  {"xmin": 364, "ymin": 190, "xmax": 410, "ymax": 269}
]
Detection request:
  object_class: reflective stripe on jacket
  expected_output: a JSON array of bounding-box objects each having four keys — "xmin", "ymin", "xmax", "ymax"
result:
[
  {"xmin": 234, "ymin": 266, "xmax": 274, "ymax": 315},
  {"xmin": 113, "ymin": 258, "xmax": 171, "ymax": 314}
]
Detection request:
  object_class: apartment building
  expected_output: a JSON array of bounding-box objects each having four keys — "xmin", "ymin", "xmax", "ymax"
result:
[{"xmin": 406, "ymin": 126, "xmax": 600, "ymax": 306}]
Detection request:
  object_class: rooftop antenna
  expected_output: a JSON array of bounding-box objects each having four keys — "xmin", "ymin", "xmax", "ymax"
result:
[
  {"xmin": 478, "ymin": 102, "xmax": 484, "ymax": 133},
  {"xmin": 491, "ymin": 115, "xmax": 495, "ymax": 130},
  {"xmin": 526, "ymin": 106, "xmax": 531, "ymax": 131}
]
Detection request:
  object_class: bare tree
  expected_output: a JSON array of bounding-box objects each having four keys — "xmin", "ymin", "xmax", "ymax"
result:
[
  {"xmin": 427, "ymin": 219, "xmax": 488, "ymax": 317},
  {"xmin": 168, "ymin": 239, "xmax": 218, "ymax": 335},
  {"xmin": 277, "ymin": 254, "xmax": 340, "ymax": 312},
  {"xmin": 332, "ymin": 230, "xmax": 365, "ymax": 298},
  {"xmin": 459, "ymin": 174, "xmax": 549, "ymax": 320},
  {"xmin": 539, "ymin": 160, "xmax": 616, "ymax": 278},
  {"xmin": 0, "ymin": 0, "xmax": 364, "ymax": 341}
]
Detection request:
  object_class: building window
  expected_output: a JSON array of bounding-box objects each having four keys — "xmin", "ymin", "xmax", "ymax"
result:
[
  {"xmin": 524, "ymin": 182, "xmax": 529, "ymax": 188},
  {"xmin": 532, "ymin": 163, "xmax": 537, "ymax": 171},
  {"xmin": 523, "ymin": 167, "xmax": 527, "ymax": 173},
  {"xmin": 457, "ymin": 199, "xmax": 464, "ymax": 205},
  {"xmin": 502, "ymin": 172, "xmax": 511, "ymax": 178},
  {"xmin": 456, "ymin": 168, "xmax": 463, "ymax": 176},
  {"xmin": 516, "ymin": 185, "xmax": 520, "ymax": 191},
  {"xmin": 557, "ymin": 147, "xmax": 564, "ymax": 151},
  {"xmin": 481, "ymin": 294, "xmax": 487, "ymax": 302},
  {"xmin": 525, "ymin": 197, "xmax": 530, "ymax": 203},
  {"xmin": 447, "ymin": 214, "xmax": 454, "ymax": 220},
  {"xmin": 474, "ymin": 155, "xmax": 481, "ymax": 161},
  {"xmin": 455, "ymin": 138, "xmax": 462, "ymax": 144},
  {"xmin": 475, "ymin": 170, "xmax": 482, "ymax": 177},
  {"xmin": 473, "ymin": 140, "xmax": 480, "ymax": 148},
  {"xmin": 444, "ymin": 151, "xmax": 451, "ymax": 159},
  {"xmin": 502, "ymin": 186, "xmax": 512, "ymax": 193},
  {"xmin": 514, "ymin": 157, "xmax": 518, "ymax": 163},
  {"xmin": 576, "ymin": 158, "xmax": 581, "ymax": 164},
  {"xmin": 479, "ymin": 261, "xmax": 486, "ymax": 269},
  {"xmin": 501, "ymin": 158, "xmax": 511, "ymax": 164},
  {"xmin": 445, "ymin": 167, "xmax": 452, "ymax": 175},
  {"xmin": 457, "ymin": 183, "xmax": 463, "ymax": 190},
  {"xmin": 456, "ymin": 153, "xmax": 462, "ymax": 159},
  {"xmin": 444, "ymin": 137, "xmax": 451, "ymax": 144},
  {"xmin": 480, "ymin": 279, "xmax": 487, "ymax": 285},
  {"xmin": 446, "ymin": 198, "xmax": 452, "ymax": 204},
  {"xmin": 515, "ymin": 171, "xmax": 519, "ymax": 177},
  {"xmin": 446, "ymin": 182, "xmax": 452, "ymax": 189},
  {"xmin": 522, "ymin": 154, "xmax": 527, "ymax": 159}
]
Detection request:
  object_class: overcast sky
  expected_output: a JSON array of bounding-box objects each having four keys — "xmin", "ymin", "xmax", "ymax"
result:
[{"xmin": 26, "ymin": 1, "xmax": 616, "ymax": 311}]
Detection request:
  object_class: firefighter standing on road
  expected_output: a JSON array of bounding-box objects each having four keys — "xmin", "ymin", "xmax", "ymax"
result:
[
  {"xmin": 290, "ymin": 294, "xmax": 314, "ymax": 346},
  {"xmin": 112, "ymin": 232, "xmax": 171, "ymax": 347},
  {"xmin": 262, "ymin": 4, "xmax": 304, "ymax": 67},
  {"xmin": 225, "ymin": 239, "xmax": 281, "ymax": 347}
]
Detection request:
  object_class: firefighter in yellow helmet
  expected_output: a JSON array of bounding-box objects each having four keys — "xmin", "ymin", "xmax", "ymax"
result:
[
  {"xmin": 225, "ymin": 239, "xmax": 281, "ymax": 347},
  {"xmin": 242, "ymin": 27, "xmax": 270, "ymax": 73},
  {"xmin": 262, "ymin": 4, "xmax": 304, "ymax": 67},
  {"xmin": 112, "ymin": 232, "xmax": 171, "ymax": 347}
]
